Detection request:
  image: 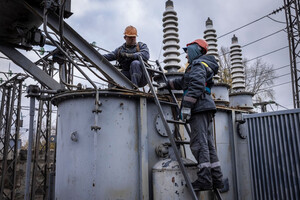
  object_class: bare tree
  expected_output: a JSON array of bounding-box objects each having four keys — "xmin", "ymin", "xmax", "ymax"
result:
[
  {"xmin": 218, "ymin": 46, "xmax": 276, "ymax": 101},
  {"xmin": 244, "ymin": 58, "xmax": 275, "ymax": 101},
  {"xmin": 218, "ymin": 47, "xmax": 232, "ymax": 86}
]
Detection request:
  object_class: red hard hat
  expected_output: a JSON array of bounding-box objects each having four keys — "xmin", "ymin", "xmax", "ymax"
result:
[{"xmin": 186, "ymin": 39, "xmax": 208, "ymax": 54}]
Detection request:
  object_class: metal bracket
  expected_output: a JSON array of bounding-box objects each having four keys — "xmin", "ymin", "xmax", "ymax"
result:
[
  {"xmin": 92, "ymin": 109, "xmax": 102, "ymax": 113},
  {"xmin": 70, "ymin": 131, "xmax": 78, "ymax": 142},
  {"xmin": 91, "ymin": 126, "xmax": 101, "ymax": 131}
]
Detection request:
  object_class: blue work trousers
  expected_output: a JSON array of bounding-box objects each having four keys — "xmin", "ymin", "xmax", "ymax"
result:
[
  {"xmin": 121, "ymin": 60, "xmax": 147, "ymax": 87},
  {"xmin": 188, "ymin": 112, "xmax": 223, "ymax": 186}
]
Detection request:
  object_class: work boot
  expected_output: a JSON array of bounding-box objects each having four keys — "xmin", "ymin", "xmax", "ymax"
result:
[
  {"xmin": 213, "ymin": 181, "xmax": 224, "ymax": 189},
  {"xmin": 191, "ymin": 180, "xmax": 213, "ymax": 191}
]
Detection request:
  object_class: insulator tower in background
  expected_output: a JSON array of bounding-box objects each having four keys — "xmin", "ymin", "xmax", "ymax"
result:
[
  {"xmin": 204, "ymin": 18, "xmax": 219, "ymax": 63},
  {"xmin": 204, "ymin": 17, "xmax": 220, "ymax": 82},
  {"xmin": 162, "ymin": 0, "xmax": 181, "ymax": 72},
  {"xmin": 230, "ymin": 35, "xmax": 245, "ymax": 92},
  {"xmin": 283, "ymin": 0, "xmax": 300, "ymax": 108},
  {"xmin": 229, "ymin": 35, "xmax": 253, "ymax": 110}
]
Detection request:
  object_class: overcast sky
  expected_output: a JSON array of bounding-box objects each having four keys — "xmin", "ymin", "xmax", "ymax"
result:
[
  {"xmin": 0, "ymin": 0, "xmax": 292, "ymax": 116},
  {"xmin": 69, "ymin": 0, "xmax": 291, "ymax": 110},
  {"xmin": 64, "ymin": 0, "xmax": 292, "ymax": 110}
]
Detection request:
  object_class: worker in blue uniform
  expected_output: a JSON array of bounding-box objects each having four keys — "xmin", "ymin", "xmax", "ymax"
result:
[
  {"xmin": 160, "ymin": 39, "xmax": 224, "ymax": 191},
  {"xmin": 103, "ymin": 25, "xmax": 150, "ymax": 87}
]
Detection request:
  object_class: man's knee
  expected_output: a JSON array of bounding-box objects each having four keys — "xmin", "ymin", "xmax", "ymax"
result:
[
  {"xmin": 130, "ymin": 60, "xmax": 141, "ymax": 69},
  {"xmin": 130, "ymin": 60, "xmax": 143, "ymax": 75}
]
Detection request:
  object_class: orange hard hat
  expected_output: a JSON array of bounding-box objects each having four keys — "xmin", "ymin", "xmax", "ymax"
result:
[
  {"xmin": 124, "ymin": 25, "xmax": 138, "ymax": 37},
  {"xmin": 186, "ymin": 39, "xmax": 208, "ymax": 54}
]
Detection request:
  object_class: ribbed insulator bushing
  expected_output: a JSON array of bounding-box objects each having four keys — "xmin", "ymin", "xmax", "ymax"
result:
[
  {"xmin": 203, "ymin": 17, "xmax": 220, "ymax": 81},
  {"xmin": 230, "ymin": 35, "xmax": 245, "ymax": 92},
  {"xmin": 162, "ymin": 0, "xmax": 181, "ymax": 72}
]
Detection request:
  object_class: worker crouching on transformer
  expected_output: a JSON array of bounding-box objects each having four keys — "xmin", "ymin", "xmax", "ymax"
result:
[
  {"xmin": 160, "ymin": 39, "xmax": 224, "ymax": 191},
  {"xmin": 103, "ymin": 25, "xmax": 150, "ymax": 87}
]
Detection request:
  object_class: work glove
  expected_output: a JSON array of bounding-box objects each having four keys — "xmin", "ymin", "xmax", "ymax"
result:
[
  {"xmin": 158, "ymin": 81, "xmax": 170, "ymax": 90},
  {"xmin": 181, "ymin": 107, "xmax": 191, "ymax": 121},
  {"xmin": 120, "ymin": 52, "xmax": 135, "ymax": 59}
]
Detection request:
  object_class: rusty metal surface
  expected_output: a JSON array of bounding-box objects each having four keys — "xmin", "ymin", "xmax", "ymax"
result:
[
  {"xmin": 211, "ymin": 83, "xmax": 230, "ymax": 106},
  {"xmin": 229, "ymin": 92, "xmax": 254, "ymax": 110}
]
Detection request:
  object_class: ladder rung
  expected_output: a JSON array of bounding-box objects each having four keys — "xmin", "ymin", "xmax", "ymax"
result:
[
  {"xmin": 146, "ymin": 67, "xmax": 163, "ymax": 74},
  {"xmin": 152, "ymin": 83, "xmax": 159, "ymax": 87},
  {"xmin": 174, "ymin": 140, "xmax": 190, "ymax": 144},
  {"xmin": 159, "ymin": 100, "xmax": 178, "ymax": 106},
  {"xmin": 184, "ymin": 163, "xmax": 198, "ymax": 167},
  {"xmin": 166, "ymin": 119, "xmax": 186, "ymax": 125}
]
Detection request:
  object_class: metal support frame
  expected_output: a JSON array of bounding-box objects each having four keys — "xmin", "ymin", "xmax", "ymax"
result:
[
  {"xmin": 137, "ymin": 97, "xmax": 149, "ymax": 200},
  {"xmin": 284, "ymin": 0, "xmax": 300, "ymax": 108},
  {"xmin": 0, "ymin": 45, "xmax": 62, "ymax": 91},
  {"xmin": 23, "ymin": 1, "xmax": 135, "ymax": 90},
  {"xmin": 31, "ymin": 65, "xmax": 55, "ymax": 200},
  {"xmin": 0, "ymin": 74, "xmax": 27, "ymax": 200}
]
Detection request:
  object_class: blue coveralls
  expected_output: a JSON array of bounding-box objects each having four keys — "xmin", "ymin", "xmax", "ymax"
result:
[
  {"xmin": 169, "ymin": 48, "xmax": 223, "ymax": 188},
  {"xmin": 103, "ymin": 42, "xmax": 150, "ymax": 87}
]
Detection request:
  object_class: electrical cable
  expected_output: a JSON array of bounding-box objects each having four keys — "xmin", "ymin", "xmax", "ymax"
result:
[
  {"xmin": 241, "ymin": 28, "xmax": 286, "ymax": 48},
  {"xmin": 246, "ymin": 63, "xmax": 291, "ymax": 80},
  {"xmin": 267, "ymin": 16, "xmax": 286, "ymax": 24},
  {"xmin": 257, "ymin": 80, "xmax": 291, "ymax": 91},
  {"xmin": 73, "ymin": 74, "xmax": 107, "ymax": 87},
  {"xmin": 219, "ymin": 28, "xmax": 287, "ymax": 57},
  {"xmin": 275, "ymin": 102, "xmax": 289, "ymax": 110},
  {"xmin": 0, "ymin": 56, "xmax": 10, "ymax": 60},
  {"xmin": 244, "ymin": 46, "xmax": 289, "ymax": 63},
  {"xmin": 217, "ymin": 5, "xmax": 286, "ymax": 39},
  {"xmin": 247, "ymin": 72, "xmax": 290, "ymax": 86}
]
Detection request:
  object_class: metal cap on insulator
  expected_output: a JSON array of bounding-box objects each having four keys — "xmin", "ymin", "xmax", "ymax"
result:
[
  {"xmin": 206, "ymin": 17, "xmax": 213, "ymax": 27},
  {"xmin": 232, "ymin": 34, "xmax": 238, "ymax": 44},
  {"xmin": 166, "ymin": 0, "xmax": 173, "ymax": 8}
]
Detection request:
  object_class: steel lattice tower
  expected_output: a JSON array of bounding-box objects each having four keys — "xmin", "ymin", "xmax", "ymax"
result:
[
  {"xmin": 0, "ymin": 74, "xmax": 27, "ymax": 200},
  {"xmin": 284, "ymin": 0, "xmax": 300, "ymax": 108}
]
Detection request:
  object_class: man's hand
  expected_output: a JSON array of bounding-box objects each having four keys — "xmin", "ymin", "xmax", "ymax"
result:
[
  {"xmin": 120, "ymin": 52, "xmax": 135, "ymax": 59},
  {"xmin": 181, "ymin": 107, "xmax": 191, "ymax": 121}
]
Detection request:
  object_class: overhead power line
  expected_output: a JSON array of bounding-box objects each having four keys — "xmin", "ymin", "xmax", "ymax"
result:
[
  {"xmin": 242, "ymin": 28, "xmax": 286, "ymax": 48},
  {"xmin": 217, "ymin": 5, "xmax": 286, "ymax": 39},
  {"xmin": 0, "ymin": 56, "xmax": 10, "ymax": 60},
  {"xmin": 244, "ymin": 46, "xmax": 289, "ymax": 63},
  {"xmin": 219, "ymin": 28, "xmax": 286, "ymax": 58},
  {"xmin": 246, "ymin": 61, "xmax": 300, "ymax": 79},
  {"xmin": 247, "ymin": 72, "xmax": 290, "ymax": 86},
  {"xmin": 258, "ymin": 80, "xmax": 291, "ymax": 91}
]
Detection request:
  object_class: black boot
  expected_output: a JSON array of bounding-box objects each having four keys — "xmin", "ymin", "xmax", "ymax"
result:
[{"xmin": 191, "ymin": 180, "xmax": 213, "ymax": 191}]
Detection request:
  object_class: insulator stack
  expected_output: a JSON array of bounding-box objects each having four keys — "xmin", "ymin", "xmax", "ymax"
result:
[
  {"xmin": 162, "ymin": 0, "xmax": 181, "ymax": 72},
  {"xmin": 203, "ymin": 18, "xmax": 220, "ymax": 82},
  {"xmin": 230, "ymin": 35, "xmax": 245, "ymax": 92}
]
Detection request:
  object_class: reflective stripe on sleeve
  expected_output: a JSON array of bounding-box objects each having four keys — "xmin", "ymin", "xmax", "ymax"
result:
[
  {"xmin": 197, "ymin": 162, "xmax": 211, "ymax": 169},
  {"xmin": 211, "ymin": 161, "xmax": 221, "ymax": 168},
  {"xmin": 183, "ymin": 96, "xmax": 197, "ymax": 103}
]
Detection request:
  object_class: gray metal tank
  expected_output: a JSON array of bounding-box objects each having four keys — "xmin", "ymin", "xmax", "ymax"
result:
[
  {"xmin": 152, "ymin": 158, "xmax": 212, "ymax": 200},
  {"xmin": 52, "ymin": 90, "xmax": 175, "ymax": 200}
]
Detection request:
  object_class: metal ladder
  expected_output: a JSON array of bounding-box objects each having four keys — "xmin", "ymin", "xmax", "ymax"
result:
[{"xmin": 138, "ymin": 56, "xmax": 223, "ymax": 200}]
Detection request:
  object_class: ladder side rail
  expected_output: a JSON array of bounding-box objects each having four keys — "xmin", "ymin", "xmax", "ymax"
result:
[
  {"xmin": 155, "ymin": 60, "xmax": 193, "ymax": 137},
  {"xmin": 155, "ymin": 60, "xmax": 223, "ymax": 200},
  {"xmin": 139, "ymin": 56, "xmax": 198, "ymax": 200}
]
